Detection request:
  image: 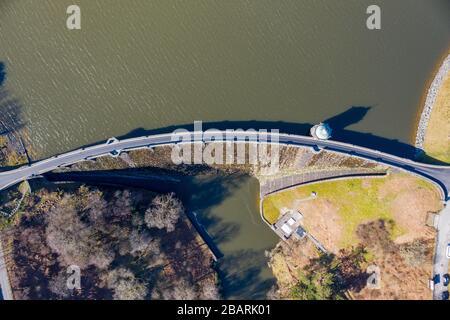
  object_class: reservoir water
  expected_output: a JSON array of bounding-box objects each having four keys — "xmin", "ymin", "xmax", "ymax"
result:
[
  {"xmin": 0, "ymin": 0, "xmax": 449, "ymax": 298},
  {"xmin": 187, "ymin": 175, "xmax": 279, "ymax": 299}
]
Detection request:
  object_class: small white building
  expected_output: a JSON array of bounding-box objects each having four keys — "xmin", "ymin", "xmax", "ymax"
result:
[{"xmin": 274, "ymin": 209, "xmax": 303, "ymax": 239}]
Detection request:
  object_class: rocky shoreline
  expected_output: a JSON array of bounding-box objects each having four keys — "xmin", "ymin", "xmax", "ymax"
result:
[{"xmin": 415, "ymin": 54, "xmax": 450, "ymax": 151}]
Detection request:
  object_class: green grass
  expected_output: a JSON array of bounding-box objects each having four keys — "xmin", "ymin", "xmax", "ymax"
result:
[
  {"xmin": 262, "ymin": 177, "xmax": 408, "ymax": 247},
  {"xmin": 262, "ymin": 198, "xmax": 281, "ymax": 224}
]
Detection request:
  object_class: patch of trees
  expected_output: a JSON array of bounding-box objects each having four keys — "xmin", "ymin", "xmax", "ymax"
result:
[
  {"xmin": 399, "ymin": 239, "xmax": 429, "ymax": 267},
  {"xmin": 357, "ymin": 219, "xmax": 430, "ymax": 268},
  {"xmin": 102, "ymin": 268, "xmax": 148, "ymax": 300},
  {"xmin": 46, "ymin": 195, "xmax": 114, "ymax": 270},
  {"xmin": 8, "ymin": 185, "xmax": 219, "ymax": 300},
  {"xmin": 145, "ymin": 193, "xmax": 183, "ymax": 232},
  {"xmin": 288, "ymin": 219, "xmax": 434, "ymax": 300},
  {"xmin": 151, "ymin": 277, "xmax": 220, "ymax": 300},
  {"xmin": 356, "ymin": 219, "xmax": 396, "ymax": 254}
]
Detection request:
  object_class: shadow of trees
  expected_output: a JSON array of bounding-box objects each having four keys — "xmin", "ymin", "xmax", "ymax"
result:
[
  {"xmin": 0, "ymin": 62, "xmax": 29, "ymax": 172},
  {"xmin": 44, "ymin": 167, "xmax": 246, "ymax": 247},
  {"xmin": 0, "ymin": 62, "xmax": 25, "ymax": 136},
  {"xmin": 0, "ymin": 62, "xmax": 6, "ymax": 86},
  {"xmin": 182, "ymin": 173, "xmax": 247, "ymax": 245},
  {"xmin": 217, "ymin": 249, "xmax": 276, "ymax": 299}
]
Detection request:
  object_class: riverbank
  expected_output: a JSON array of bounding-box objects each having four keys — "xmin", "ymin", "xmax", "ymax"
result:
[
  {"xmin": 415, "ymin": 53, "xmax": 450, "ymax": 161},
  {"xmin": 265, "ymin": 173, "xmax": 443, "ymax": 300},
  {"xmin": 422, "ymin": 53, "xmax": 450, "ymax": 163}
]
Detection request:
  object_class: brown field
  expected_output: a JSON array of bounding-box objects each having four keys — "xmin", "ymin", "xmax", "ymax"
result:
[
  {"xmin": 265, "ymin": 173, "xmax": 444, "ymax": 300},
  {"xmin": 423, "ymin": 70, "xmax": 450, "ymax": 163}
]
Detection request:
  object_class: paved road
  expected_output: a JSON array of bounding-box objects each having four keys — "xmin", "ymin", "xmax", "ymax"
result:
[
  {"xmin": 433, "ymin": 204, "xmax": 450, "ymax": 300},
  {"xmin": 0, "ymin": 131, "xmax": 449, "ymax": 199}
]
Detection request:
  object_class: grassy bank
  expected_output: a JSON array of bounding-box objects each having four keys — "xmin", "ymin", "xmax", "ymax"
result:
[
  {"xmin": 423, "ymin": 70, "xmax": 450, "ymax": 163},
  {"xmin": 265, "ymin": 173, "xmax": 443, "ymax": 299},
  {"xmin": 262, "ymin": 173, "xmax": 442, "ymax": 248}
]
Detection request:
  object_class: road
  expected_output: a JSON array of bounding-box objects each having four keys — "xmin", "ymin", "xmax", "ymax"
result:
[
  {"xmin": 0, "ymin": 131, "xmax": 449, "ymax": 198},
  {"xmin": 433, "ymin": 204, "xmax": 450, "ymax": 300},
  {"xmin": 0, "ymin": 237, "xmax": 13, "ymax": 300}
]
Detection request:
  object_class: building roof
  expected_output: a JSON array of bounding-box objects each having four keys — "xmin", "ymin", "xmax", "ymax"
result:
[{"xmin": 281, "ymin": 224, "xmax": 293, "ymax": 236}]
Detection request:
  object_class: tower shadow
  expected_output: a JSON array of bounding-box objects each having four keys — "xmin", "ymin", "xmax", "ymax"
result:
[{"xmin": 324, "ymin": 106, "xmax": 372, "ymax": 131}]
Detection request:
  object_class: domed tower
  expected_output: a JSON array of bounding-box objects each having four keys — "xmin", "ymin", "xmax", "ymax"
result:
[{"xmin": 310, "ymin": 122, "xmax": 332, "ymax": 140}]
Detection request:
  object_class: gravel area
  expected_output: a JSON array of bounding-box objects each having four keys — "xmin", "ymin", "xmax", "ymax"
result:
[{"xmin": 415, "ymin": 54, "xmax": 450, "ymax": 151}]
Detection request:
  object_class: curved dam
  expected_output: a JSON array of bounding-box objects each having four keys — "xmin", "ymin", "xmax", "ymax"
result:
[{"xmin": 1, "ymin": 130, "xmax": 449, "ymax": 200}]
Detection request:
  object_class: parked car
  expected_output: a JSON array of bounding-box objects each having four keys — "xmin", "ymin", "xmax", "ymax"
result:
[
  {"xmin": 433, "ymin": 274, "xmax": 441, "ymax": 284},
  {"xmin": 444, "ymin": 274, "xmax": 450, "ymax": 287},
  {"xmin": 442, "ymin": 291, "xmax": 449, "ymax": 300},
  {"xmin": 429, "ymin": 279, "xmax": 435, "ymax": 291}
]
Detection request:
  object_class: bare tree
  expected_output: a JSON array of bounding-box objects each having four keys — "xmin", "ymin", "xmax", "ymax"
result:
[
  {"xmin": 45, "ymin": 196, "xmax": 114, "ymax": 269},
  {"xmin": 104, "ymin": 268, "xmax": 148, "ymax": 300},
  {"xmin": 154, "ymin": 278, "xmax": 198, "ymax": 300},
  {"xmin": 108, "ymin": 190, "xmax": 133, "ymax": 223},
  {"xmin": 129, "ymin": 229, "xmax": 160, "ymax": 256},
  {"xmin": 199, "ymin": 281, "xmax": 221, "ymax": 300},
  {"xmin": 83, "ymin": 189, "xmax": 108, "ymax": 225},
  {"xmin": 48, "ymin": 272, "xmax": 73, "ymax": 299},
  {"xmin": 399, "ymin": 239, "xmax": 428, "ymax": 267},
  {"xmin": 145, "ymin": 193, "xmax": 183, "ymax": 232}
]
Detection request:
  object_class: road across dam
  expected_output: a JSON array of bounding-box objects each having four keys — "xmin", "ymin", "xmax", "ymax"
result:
[{"xmin": 0, "ymin": 130, "xmax": 449, "ymax": 200}]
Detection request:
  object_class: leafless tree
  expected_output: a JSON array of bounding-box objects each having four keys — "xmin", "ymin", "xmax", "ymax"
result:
[
  {"xmin": 155, "ymin": 278, "xmax": 198, "ymax": 300},
  {"xmin": 129, "ymin": 229, "xmax": 161, "ymax": 256},
  {"xmin": 108, "ymin": 190, "xmax": 133, "ymax": 223},
  {"xmin": 104, "ymin": 268, "xmax": 148, "ymax": 300},
  {"xmin": 199, "ymin": 281, "xmax": 221, "ymax": 300},
  {"xmin": 83, "ymin": 189, "xmax": 108, "ymax": 225},
  {"xmin": 45, "ymin": 196, "xmax": 114, "ymax": 269},
  {"xmin": 399, "ymin": 239, "xmax": 428, "ymax": 267},
  {"xmin": 48, "ymin": 272, "xmax": 73, "ymax": 299},
  {"xmin": 145, "ymin": 193, "xmax": 183, "ymax": 232}
]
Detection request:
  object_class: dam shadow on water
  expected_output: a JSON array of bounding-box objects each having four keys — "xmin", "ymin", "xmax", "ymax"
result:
[{"xmin": 114, "ymin": 106, "xmax": 447, "ymax": 165}]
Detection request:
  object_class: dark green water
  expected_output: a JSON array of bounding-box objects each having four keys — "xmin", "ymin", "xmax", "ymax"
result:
[{"xmin": 187, "ymin": 174, "xmax": 278, "ymax": 299}]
